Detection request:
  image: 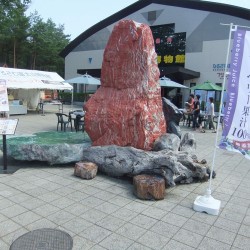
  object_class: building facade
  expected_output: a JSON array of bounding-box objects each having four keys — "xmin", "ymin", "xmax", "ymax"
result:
[{"xmin": 60, "ymin": 0, "xmax": 250, "ymax": 106}]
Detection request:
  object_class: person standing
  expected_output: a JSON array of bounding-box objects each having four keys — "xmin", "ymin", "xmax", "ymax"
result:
[
  {"xmin": 184, "ymin": 94, "xmax": 194, "ymax": 127},
  {"xmin": 185, "ymin": 94, "xmax": 194, "ymax": 112},
  {"xmin": 205, "ymin": 97, "xmax": 216, "ymax": 133},
  {"xmin": 192, "ymin": 94, "xmax": 204, "ymax": 132}
]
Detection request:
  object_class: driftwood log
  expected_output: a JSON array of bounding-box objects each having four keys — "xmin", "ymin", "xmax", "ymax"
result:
[{"xmin": 81, "ymin": 145, "xmax": 213, "ymax": 187}]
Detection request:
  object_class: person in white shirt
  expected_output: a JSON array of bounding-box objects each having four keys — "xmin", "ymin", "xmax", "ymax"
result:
[{"xmin": 205, "ymin": 97, "xmax": 216, "ymax": 133}]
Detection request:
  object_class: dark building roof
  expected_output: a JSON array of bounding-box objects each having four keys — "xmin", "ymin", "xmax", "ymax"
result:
[{"xmin": 60, "ymin": 0, "xmax": 250, "ymax": 58}]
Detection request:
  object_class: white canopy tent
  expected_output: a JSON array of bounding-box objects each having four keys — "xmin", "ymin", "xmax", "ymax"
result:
[
  {"xmin": 0, "ymin": 67, "xmax": 73, "ymax": 110},
  {"xmin": 0, "ymin": 67, "xmax": 72, "ymax": 90}
]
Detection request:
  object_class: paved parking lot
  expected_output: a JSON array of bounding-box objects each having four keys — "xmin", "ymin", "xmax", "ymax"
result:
[{"xmin": 0, "ymin": 105, "xmax": 250, "ymax": 249}]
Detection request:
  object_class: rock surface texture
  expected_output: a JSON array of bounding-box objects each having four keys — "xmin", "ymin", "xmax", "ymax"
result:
[
  {"xmin": 81, "ymin": 144, "xmax": 214, "ymax": 187},
  {"xmin": 0, "ymin": 132, "xmax": 92, "ymax": 165},
  {"xmin": 85, "ymin": 20, "xmax": 166, "ymax": 150},
  {"xmin": 2, "ymin": 143, "xmax": 91, "ymax": 165},
  {"xmin": 153, "ymin": 133, "xmax": 180, "ymax": 152},
  {"xmin": 74, "ymin": 162, "xmax": 98, "ymax": 179},
  {"xmin": 162, "ymin": 97, "xmax": 183, "ymax": 138},
  {"xmin": 180, "ymin": 132, "xmax": 197, "ymax": 153},
  {"xmin": 133, "ymin": 175, "xmax": 166, "ymax": 200}
]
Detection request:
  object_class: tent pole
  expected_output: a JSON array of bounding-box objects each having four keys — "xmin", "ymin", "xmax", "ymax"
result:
[{"xmin": 71, "ymin": 89, "xmax": 73, "ymax": 109}]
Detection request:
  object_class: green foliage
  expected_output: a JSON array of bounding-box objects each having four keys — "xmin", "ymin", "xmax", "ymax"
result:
[
  {"xmin": 58, "ymin": 92, "xmax": 87, "ymax": 103},
  {"xmin": 0, "ymin": 0, "xmax": 31, "ymax": 67},
  {"xmin": 0, "ymin": 0, "xmax": 70, "ymax": 76},
  {"xmin": 28, "ymin": 13, "xmax": 70, "ymax": 75}
]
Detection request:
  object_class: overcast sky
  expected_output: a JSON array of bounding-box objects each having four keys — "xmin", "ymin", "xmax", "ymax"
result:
[{"xmin": 26, "ymin": 0, "xmax": 250, "ymax": 41}]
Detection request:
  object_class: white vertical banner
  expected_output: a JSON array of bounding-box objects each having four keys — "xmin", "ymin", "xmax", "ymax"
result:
[
  {"xmin": 220, "ymin": 29, "xmax": 250, "ymax": 159},
  {"xmin": 0, "ymin": 79, "xmax": 9, "ymax": 112}
]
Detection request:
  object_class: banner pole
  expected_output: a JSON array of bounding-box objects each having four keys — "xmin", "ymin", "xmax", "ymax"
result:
[
  {"xmin": 193, "ymin": 23, "xmax": 236, "ymax": 215},
  {"xmin": 208, "ymin": 23, "xmax": 236, "ymax": 191}
]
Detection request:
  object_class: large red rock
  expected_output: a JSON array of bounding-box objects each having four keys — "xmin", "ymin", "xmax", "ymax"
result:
[{"xmin": 85, "ymin": 20, "xmax": 166, "ymax": 150}]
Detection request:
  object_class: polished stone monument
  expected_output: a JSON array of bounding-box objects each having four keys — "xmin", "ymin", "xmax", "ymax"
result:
[{"xmin": 85, "ymin": 20, "xmax": 166, "ymax": 150}]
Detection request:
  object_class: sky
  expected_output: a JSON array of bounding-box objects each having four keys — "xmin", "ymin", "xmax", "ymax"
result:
[
  {"xmin": 26, "ymin": 0, "xmax": 250, "ymax": 41},
  {"xmin": 26, "ymin": 0, "xmax": 138, "ymax": 40}
]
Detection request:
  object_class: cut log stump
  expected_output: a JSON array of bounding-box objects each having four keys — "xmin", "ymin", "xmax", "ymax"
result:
[
  {"xmin": 133, "ymin": 175, "xmax": 165, "ymax": 200},
  {"xmin": 74, "ymin": 162, "xmax": 98, "ymax": 179}
]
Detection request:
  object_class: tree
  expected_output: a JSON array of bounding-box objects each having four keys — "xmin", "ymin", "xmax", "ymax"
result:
[
  {"xmin": 0, "ymin": 0, "xmax": 31, "ymax": 67},
  {"xmin": 28, "ymin": 12, "xmax": 70, "ymax": 76},
  {"xmin": 0, "ymin": 0, "xmax": 70, "ymax": 76}
]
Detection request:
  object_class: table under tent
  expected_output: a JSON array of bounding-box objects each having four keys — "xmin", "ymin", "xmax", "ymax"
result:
[{"xmin": 0, "ymin": 67, "xmax": 73, "ymax": 115}]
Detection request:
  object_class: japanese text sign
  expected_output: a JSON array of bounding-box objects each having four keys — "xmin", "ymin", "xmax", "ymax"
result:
[{"xmin": 220, "ymin": 28, "xmax": 250, "ymax": 159}]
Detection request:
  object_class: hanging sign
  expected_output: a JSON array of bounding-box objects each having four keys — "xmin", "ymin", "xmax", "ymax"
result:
[{"xmin": 219, "ymin": 28, "xmax": 250, "ymax": 159}]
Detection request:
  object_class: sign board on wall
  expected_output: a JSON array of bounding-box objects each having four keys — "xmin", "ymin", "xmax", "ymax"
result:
[
  {"xmin": 212, "ymin": 63, "xmax": 230, "ymax": 80},
  {"xmin": 150, "ymin": 24, "xmax": 186, "ymax": 67}
]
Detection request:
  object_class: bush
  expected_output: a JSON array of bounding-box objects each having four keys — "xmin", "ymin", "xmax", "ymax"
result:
[{"xmin": 58, "ymin": 92, "xmax": 96, "ymax": 103}]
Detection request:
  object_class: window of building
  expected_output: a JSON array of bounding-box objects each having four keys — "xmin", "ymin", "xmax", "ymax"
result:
[{"xmin": 148, "ymin": 11, "xmax": 156, "ymax": 21}]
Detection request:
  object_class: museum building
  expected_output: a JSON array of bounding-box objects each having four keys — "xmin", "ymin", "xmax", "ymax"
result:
[{"xmin": 60, "ymin": 0, "xmax": 250, "ymax": 106}]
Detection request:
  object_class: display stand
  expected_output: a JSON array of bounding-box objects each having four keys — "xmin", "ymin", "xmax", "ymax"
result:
[
  {"xmin": 193, "ymin": 23, "xmax": 237, "ymax": 215},
  {"xmin": 0, "ymin": 119, "xmax": 18, "ymax": 173}
]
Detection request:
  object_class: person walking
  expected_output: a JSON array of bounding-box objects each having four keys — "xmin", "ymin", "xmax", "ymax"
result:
[{"xmin": 205, "ymin": 97, "xmax": 216, "ymax": 133}]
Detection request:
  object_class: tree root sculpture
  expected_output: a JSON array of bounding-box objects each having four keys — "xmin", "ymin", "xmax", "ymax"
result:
[{"xmin": 81, "ymin": 145, "xmax": 213, "ymax": 187}]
